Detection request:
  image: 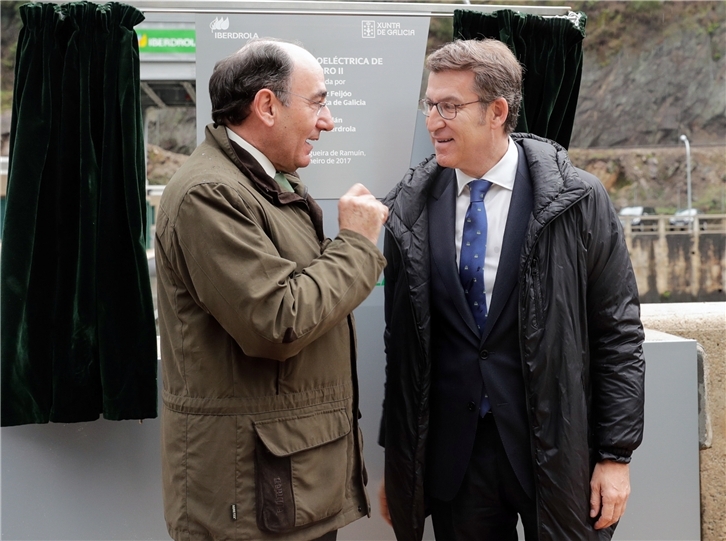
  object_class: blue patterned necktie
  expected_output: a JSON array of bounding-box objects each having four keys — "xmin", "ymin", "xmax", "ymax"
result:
[
  {"xmin": 460, "ymin": 179, "xmax": 493, "ymax": 333},
  {"xmin": 460, "ymin": 179, "xmax": 493, "ymax": 416}
]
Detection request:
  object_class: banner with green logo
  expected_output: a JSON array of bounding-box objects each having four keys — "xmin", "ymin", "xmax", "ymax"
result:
[{"xmin": 137, "ymin": 29, "xmax": 196, "ymax": 54}]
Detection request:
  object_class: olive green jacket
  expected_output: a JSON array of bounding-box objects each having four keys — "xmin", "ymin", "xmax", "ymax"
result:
[{"xmin": 155, "ymin": 124, "xmax": 386, "ymax": 541}]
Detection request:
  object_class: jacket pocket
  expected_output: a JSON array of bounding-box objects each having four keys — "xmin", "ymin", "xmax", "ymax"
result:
[{"xmin": 253, "ymin": 408, "xmax": 351, "ymax": 533}]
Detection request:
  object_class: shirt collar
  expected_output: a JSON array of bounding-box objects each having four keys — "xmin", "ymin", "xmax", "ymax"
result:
[
  {"xmin": 226, "ymin": 127, "xmax": 277, "ymax": 179},
  {"xmin": 456, "ymin": 136, "xmax": 518, "ymax": 196}
]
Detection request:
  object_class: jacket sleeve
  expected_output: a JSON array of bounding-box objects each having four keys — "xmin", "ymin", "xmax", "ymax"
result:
[
  {"xmin": 168, "ymin": 182, "xmax": 386, "ymax": 362},
  {"xmin": 582, "ymin": 175, "xmax": 646, "ymax": 463}
]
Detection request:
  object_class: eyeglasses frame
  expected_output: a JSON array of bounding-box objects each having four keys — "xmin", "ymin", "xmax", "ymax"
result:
[
  {"xmin": 278, "ymin": 91, "xmax": 329, "ymax": 116},
  {"xmin": 419, "ymin": 98, "xmax": 487, "ymax": 120}
]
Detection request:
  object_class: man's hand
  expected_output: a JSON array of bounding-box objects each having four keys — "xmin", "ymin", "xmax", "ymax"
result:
[
  {"xmin": 379, "ymin": 479, "xmax": 392, "ymax": 526},
  {"xmin": 338, "ymin": 183, "xmax": 389, "ymax": 246},
  {"xmin": 590, "ymin": 460, "xmax": 631, "ymax": 530}
]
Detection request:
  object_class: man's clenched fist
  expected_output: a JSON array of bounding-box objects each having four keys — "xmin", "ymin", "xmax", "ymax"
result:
[{"xmin": 338, "ymin": 183, "xmax": 389, "ymax": 245}]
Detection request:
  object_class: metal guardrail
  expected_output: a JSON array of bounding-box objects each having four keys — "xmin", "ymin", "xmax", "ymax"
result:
[
  {"xmin": 40, "ymin": 0, "xmax": 574, "ymax": 18},
  {"xmin": 132, "ymin": 0, "xmax": 572, "ymax": 18},
  {"xmin": 621, "ymin": 214, "xmax": 726, "ymax": 234}
]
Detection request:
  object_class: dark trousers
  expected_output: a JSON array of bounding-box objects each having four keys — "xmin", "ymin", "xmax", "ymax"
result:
[
  {"xmin": 430, "ymin": 413, "xmax": 538, "ymax": 541},
  {"xmin": 311, "ymin": 531, "xmax": 337, "ymax": 541}
]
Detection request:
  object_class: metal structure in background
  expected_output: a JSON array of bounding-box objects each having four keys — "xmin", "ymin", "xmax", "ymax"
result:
[
  {"xmin": 134, "ymin": 0, "xmax": 570, "ymax": 16},
  {"xmin": 135, "ymin": 1, "xmax": 574, "ymax": 109},
  {"xmin": 680, "ymin": 133, "xmax": 693, "ymax": 218}
]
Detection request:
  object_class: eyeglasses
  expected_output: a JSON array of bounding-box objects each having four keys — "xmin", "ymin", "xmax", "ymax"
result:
[
  {"xmin": 419, "ymin": 98, "xmax": 485, "ymax": 120},
  {"xmin": 279, "ymin": 91, "xmax": 329, "ymax": 116}
]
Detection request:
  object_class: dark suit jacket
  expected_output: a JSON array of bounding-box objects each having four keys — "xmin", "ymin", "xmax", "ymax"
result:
[{"xmin": 426, "ymin": 143, "xmax": 535, "ymax": 501}]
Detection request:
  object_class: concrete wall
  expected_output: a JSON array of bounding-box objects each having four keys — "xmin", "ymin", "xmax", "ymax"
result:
[
  {"xmin": 624, "ymin": 216, "xmax": 726, "ymax": 302},
  {"xmin": 641, "ymin": 302, "xmax": 726, "ymax": 541}
]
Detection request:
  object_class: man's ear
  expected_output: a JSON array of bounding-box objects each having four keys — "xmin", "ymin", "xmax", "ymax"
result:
[
  {"xmin": 488, "ymin": 97, "xmax": 509, "ymax": 130},
  {"xmin": 252, "ymin": 88, "xmax": 278, "ymax": 127}
]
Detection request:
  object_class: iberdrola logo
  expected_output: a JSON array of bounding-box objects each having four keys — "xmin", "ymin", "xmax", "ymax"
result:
[
  {"xmin": 138, "ymin": 33, "xmax": 148, "ymax": 47},
  {"xmin": 210, "ymin": 17, "xmax": 229, "ymax": 32}
]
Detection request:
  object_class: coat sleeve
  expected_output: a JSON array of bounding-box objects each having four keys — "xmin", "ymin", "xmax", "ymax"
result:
[
  {"xmin": 168, "ymin": 182, "xmax": 386, "ymax": 362},
  {"xmin": 582, "ymin": 175, "xmax": 646, "ymax": 463}
]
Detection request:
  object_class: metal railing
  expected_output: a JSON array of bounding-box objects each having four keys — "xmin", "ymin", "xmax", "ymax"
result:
[{"xmin": 621, "ymin": 214, "xmax": 726, "ymax": 235}]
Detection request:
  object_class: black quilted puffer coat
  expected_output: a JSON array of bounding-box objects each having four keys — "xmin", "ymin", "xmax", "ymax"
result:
[{"xmin": 379, "ymin": 134, "xmax": 645, "ymax": 541}]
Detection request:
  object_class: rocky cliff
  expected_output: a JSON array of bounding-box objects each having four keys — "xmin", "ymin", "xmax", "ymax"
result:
[
  {"xmin": 564, "ymin": 1, "xmax": 726, "ymax": 212},
  {"xmin": 571, "ymin": 1, "xmax": 725, "ymax": 148},
  {"xmin": 569, "ymin": 145, "xmax": 724, "ymax": 212}
]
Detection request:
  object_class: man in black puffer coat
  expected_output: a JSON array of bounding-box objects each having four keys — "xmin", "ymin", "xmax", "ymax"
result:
[{"xmin": 378, "ymin": 39, "xmax": 645, "ymax": 541}]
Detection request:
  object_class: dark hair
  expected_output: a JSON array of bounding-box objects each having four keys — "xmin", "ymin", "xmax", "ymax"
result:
[
  {"xmin": 209, "ymin": 39, "xmax": 294, "ymax": 126},
  {"xmin": 426, "ymin": 39, "xmax": 523, "ymax": 134}
]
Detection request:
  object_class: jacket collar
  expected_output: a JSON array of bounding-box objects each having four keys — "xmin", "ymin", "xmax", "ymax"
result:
[
  {"xmin": 205, "ymin": 123, "xmax": 326, "ymax": 242},
  {"xmin": 511, "ymin": 133, "xmax": 592, "ymax": 224},
  {"xmin": 383, "ymin": 154, "xmax": 441, "ymax": 236},
  {"xmin": 511, "ymin": 133, "xmax": 593, "ymax": 266}
]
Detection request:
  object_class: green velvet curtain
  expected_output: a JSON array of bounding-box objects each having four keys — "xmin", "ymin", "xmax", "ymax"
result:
[
  {"xmin": 1, "ymin": 2, "xmax": 157, "ymax": 426},
  {"xmin": 454, "ymin": 9, "xmax": 587, "ymax": 149}
]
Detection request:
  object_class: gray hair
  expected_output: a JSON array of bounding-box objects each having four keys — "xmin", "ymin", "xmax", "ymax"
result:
[
  {"xmin": 209, "ymin": 39, "xmax": 295, "ymax": 126},
  {"xmin": 426, "ymin": 39, "xmax": 523, "ymax": 134}
]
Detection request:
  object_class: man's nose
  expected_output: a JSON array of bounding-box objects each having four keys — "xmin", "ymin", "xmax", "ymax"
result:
[
  {"xmin": 426, "ymin": 107, "xmax": 446, "ymax": 131},
  {"xmin": 317, "ymin": 105, "xmax": 334, "ymax": 131}
]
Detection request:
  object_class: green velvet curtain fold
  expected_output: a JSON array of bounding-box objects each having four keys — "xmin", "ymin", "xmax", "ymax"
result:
[
  {"xmin": 1, "ymin": 1, "xmax": 157, "ymax": 426},
  {"xmin": 454, "ymin": 9, "xmax": 587, "ymax": 149}
]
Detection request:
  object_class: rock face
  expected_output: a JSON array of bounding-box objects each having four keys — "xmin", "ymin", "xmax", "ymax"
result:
[
  {"xmin": 571, "ymin": 1, "xmax": 726, "ymax": 148},
  {"xmin": 146, "ymin": 144, "xmax": 188, "ymax": 185},
  {"xmin": 568, "ymin": 145, "xmax": 725, "ymax": 212}
]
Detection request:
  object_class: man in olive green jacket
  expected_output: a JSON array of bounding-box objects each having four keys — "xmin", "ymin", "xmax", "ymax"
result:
[{"xmin": 155, "ymin": 39, "xmax": 388, "ymax": 541}]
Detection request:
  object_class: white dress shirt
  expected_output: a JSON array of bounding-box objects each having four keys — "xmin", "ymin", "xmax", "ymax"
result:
[
  {"xmin": 455, "ymin": 137, "xmax": 519, "ymax": 311},
  {"xmin": 226, "ymin": 128, "xmax": 277, "ymax": 179}
]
